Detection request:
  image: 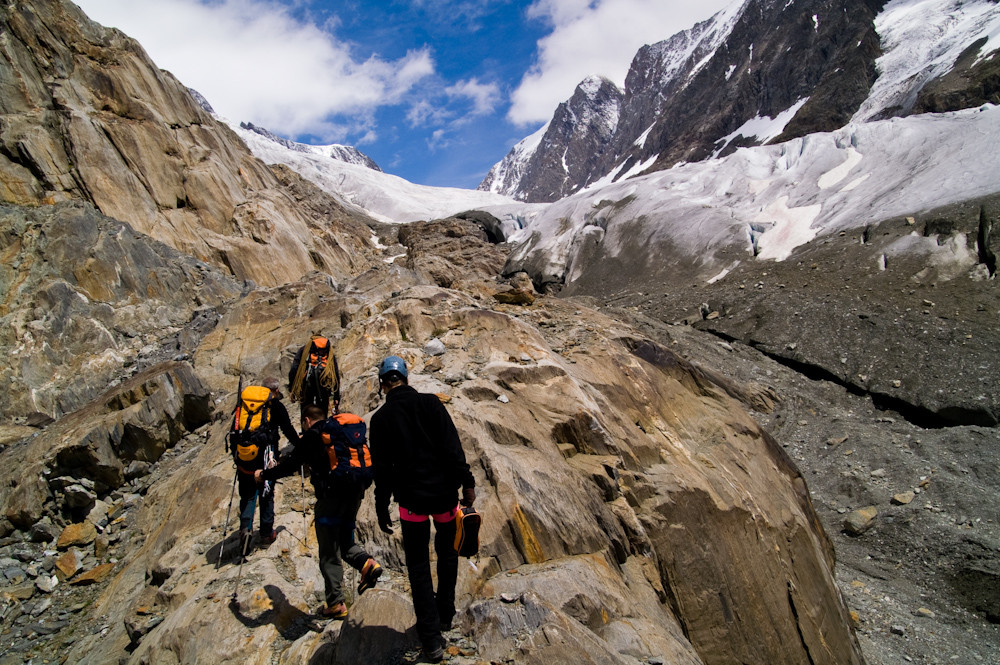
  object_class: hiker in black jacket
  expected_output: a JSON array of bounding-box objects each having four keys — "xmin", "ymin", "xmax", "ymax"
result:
[
  {"xmin": 370, "ymin": 355, "xmax": 476, "ymax": 663},
  {"xmin": 256, "ymin": 404, "xmax": 382, "ymax": 620},
  {"xmin": 234, "ymin": 378, "xmax": 299, "ymax": 555}
]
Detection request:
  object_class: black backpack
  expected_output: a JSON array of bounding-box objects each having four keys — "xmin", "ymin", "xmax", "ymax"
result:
[{"xmin": 319, "ymin": 413, "xmax": 374, "ymax": 487}]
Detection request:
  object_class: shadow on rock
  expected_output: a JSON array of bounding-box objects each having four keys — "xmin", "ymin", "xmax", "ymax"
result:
[
  {"xmin": 206, "ymin": 531, "xmax": 242, "ymax": 567},
  {"xmin": 229, "ymin": 584, "xmax": 320, "ymax": 641},
  {"xmin": 207, "ymin": 525, "xmax": 296, "ymax": 567}
]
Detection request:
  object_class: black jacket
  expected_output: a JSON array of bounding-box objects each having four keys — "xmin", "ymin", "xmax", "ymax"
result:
[
  {"xmin": 260, "ymin": 421, "xmax": 330, "ymax": 489},
  {"xmin": 269, "ymin": 399, "xmax": 301, "ymax": 449},
  {"xmin": 370, "ymin": 385, "xmax": 474, "ymax": 515}
]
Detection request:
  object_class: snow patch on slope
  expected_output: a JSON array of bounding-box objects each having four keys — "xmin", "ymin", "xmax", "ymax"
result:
[
  {"xmin": 854, "ymin": 0, "xmax": 1000, "ymax": 121},
  {"xmin": 713, "ymin": 98, "xmax": 810, "ymax": 157},
  {"xmin": 228, "ymin": 120, "xmax": 525, "ymax": 226}
]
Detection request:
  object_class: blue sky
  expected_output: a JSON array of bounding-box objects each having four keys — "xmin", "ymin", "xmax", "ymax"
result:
[{"xmin": 75, "ymin": 0, "xmax": 731, "ymax": 189}]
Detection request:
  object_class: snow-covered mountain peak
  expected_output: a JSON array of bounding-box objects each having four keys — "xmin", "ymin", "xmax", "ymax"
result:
[
  {"xmin": 225, "ymin": 119, "xmax": 534, "ymax": 229},
  {"xmin": 238, "ymin": 122, "xmax": 383, "ymax": 172}
]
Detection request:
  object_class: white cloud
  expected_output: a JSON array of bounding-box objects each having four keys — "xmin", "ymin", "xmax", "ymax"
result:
[
  {"xmin": 407, "ymin": 100, "xmax": 449, "ymax": 127},
  {"xmin": 427, "ymin": 128, "xmax": 451, "ymax": 151},
  {"xmin": 445, "ymin": 78, "xmax": 502, "ymax": 116},
  {"xmin": 74, "ymin": 0, "xmax": 435, "ymax": 141},
  {"xmin": 509, "ymin": 0, "xmax": 734, "ymax": 125},
  {"xmin": 407, "ymin": 78, "xmax": 500, "ymax": 129}
]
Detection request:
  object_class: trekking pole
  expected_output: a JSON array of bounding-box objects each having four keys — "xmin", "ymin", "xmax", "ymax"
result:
[
  {"xmin": 300, "ymin": 465, "xmax": 308, "ymax": 553},
  {"xmin": 217, "ymin": 470, "xmax": 238, "ymax": 569},
  {"xmin": 220, "ymin": 375, "xmax": 243, "ymax": 568},
  {"xmin": 230, "ymin": 489, "xmax": 256, "ymax": 606}
]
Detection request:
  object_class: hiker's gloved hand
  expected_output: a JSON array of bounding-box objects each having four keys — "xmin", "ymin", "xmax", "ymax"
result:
[
  {"xmin": 461, "ymin": 487, "xmax": 476, "ymax": 507},
  {"xmin": 377, "ymin": 506, "xmax": 394, "ymax": 534},
  {"xmin": 253, "ymin": 470, "xmax": 263, "ymax": 484}
]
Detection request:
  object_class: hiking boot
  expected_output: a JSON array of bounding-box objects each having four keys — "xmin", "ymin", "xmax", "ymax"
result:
[
  {"xmin": 320, "ymin": 602, "xmax": 348, "ymax": 620},
  {"xmin": 358, "ymin": 558, "xmax": 382, "ymax": 595},
  {"xmin": 420, "ymin": 638, "xmax": 445, "ymax": 663},
  {"xmin": 259, "ymin": 530, "xmax": 277, "ymax": 547}
]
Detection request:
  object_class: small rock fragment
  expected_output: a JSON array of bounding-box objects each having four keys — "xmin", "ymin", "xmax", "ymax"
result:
[
  {"xmin": 843, "ymin": 507, "xmax": 878, "ymax": 536},
  {"xmin": 891, "ymin": 491, "xmax": 915, "ymax": 505}
]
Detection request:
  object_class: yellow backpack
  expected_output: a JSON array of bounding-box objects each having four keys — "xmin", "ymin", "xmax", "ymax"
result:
[{"xmin": 230, "ymin": 386, "xmax": 273, "ymax": 464}]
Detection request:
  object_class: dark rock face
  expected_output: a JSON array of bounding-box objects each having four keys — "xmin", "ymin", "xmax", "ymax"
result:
[
  {"xmin": 913, "ymin": 37, "xmax": 1000, "ymax": 113},
  {"xmin": 454, "ymin": 210, "xmax": 508, "ymax": 244},
  {"xmin": 644, "ymin": 0, "xmax": 881, "ymax": 167},
  {"xmin": 479, "ymin": 76, "xmax": 623, "ymax": 202}
]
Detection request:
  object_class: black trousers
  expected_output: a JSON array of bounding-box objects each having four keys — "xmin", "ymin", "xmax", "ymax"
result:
[
  {"xmin": 315, "ymin": 483, "xmax": 371, "ymax": 606},
  {"xmin": 300, "ymin": 387, "xmax": 331, "ymax": 420},
  {"xmin": 400, "ymin": 513, "xmax": 458, "ymax": 648}
]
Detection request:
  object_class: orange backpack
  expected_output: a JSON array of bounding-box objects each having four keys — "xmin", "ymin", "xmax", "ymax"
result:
[{"xmin": 454, "ymin": 506, "xmax": 482, "ymax": 557}]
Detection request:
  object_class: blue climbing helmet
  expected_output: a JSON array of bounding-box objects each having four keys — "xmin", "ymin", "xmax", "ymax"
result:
[{"xmin": 378, "ymin": 355, "xmax": 408, "ymax": 381}]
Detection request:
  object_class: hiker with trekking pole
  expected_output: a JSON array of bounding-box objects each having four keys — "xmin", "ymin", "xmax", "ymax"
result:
[
  {"xmin": 255, "ymin": 403, "xmax": 382, "ymax": 620},
  {"xmin": 226, "ymin": 377, "xmax": 299, "ymax": 560},
  {"xmin": 370, "ymin": 355, "xmax": 477, "ymax": 664}
]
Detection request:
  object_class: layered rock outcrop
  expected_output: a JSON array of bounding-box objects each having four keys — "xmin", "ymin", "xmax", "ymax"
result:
[
  {"xmin": 0, "ymin": 0, "xmax": 376, "ymax": 287},
  {"xmin": 0, "ymin": 200, "xmax": 243, "ymax": 421}
]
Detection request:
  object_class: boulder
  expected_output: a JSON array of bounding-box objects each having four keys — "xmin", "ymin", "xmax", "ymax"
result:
[
  {"xmin": 333, "ymin": 589, "xmax": 419, "ymax": 664},
  {"xmin": 55, "ymin": 550, "xmax": 83, "ymax": 579},
  {"xmin": 56, "ymin": 522, "xmax": 97, "ymax": 550},
  {"xmin": 844, "ymin": 507, "xmax": 879, "ymax": 536},
  {"xmin": 28, "ymin": 516, "xmax": 62, "ymax": 544},
  {"xmin": 70, "ymin": 563, "xmax": 115, "ymax": 585},
  {"xmin": 3, "ymin": 468, "xmax": 50, "ymax": 529}
]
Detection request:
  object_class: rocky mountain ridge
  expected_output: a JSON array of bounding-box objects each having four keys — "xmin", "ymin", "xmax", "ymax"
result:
[
  {"xmin": 0, "ymin": 212, "xmax": 864, "ymax": 665},
  {"xmin": 480, "ymin": 0, "xmax": 1000, "ymax": 202},
  {"xmin": 478, "ymin": 76, "xmax": 623, "ymax": 202}
]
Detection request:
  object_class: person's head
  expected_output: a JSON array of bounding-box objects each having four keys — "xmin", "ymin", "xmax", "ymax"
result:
[
  {"xmin": 378, "ymin": 355, "xmax": 408, "ymax": 391},
  {"xmin": 302, "ymin": 404, "xmax": 325, "ymax": 429},
  {"xmin": 262, "ymin": 377, "xmax": 283, "ymax": 400}
]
